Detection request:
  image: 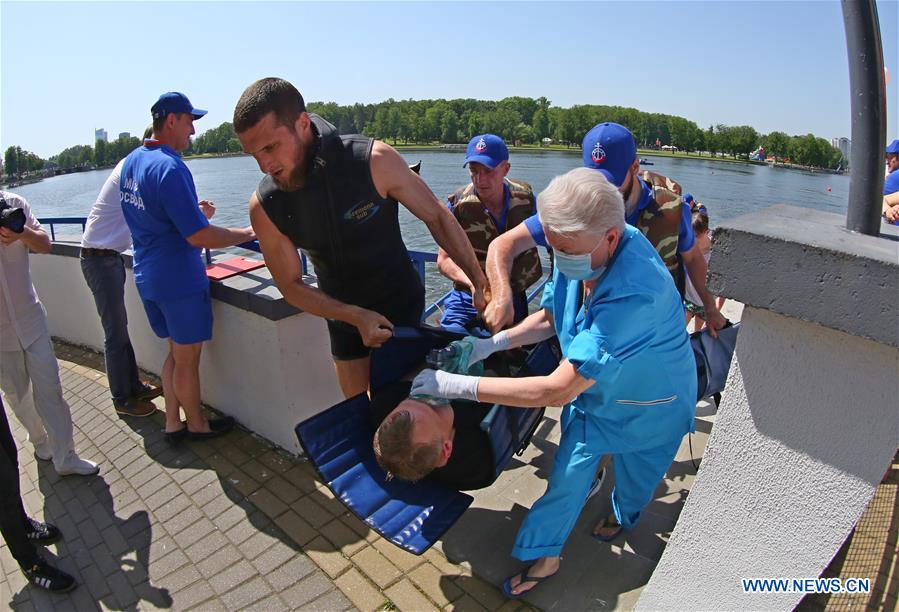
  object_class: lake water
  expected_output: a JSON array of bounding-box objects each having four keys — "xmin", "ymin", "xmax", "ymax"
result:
[{"xmin": 10, "ymin": 150, "xmax": 850, "ymax": 303}]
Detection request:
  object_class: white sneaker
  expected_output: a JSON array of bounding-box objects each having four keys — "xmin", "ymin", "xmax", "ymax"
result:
[
  {"xmin": 586, "ymin": 468, "xmax": 607, "ymax": 501},
  {"xmin": 55, "ymin": 453, "xmax": 99, "ymax": 476},
  {"xmin": 33, "ymin": 442, "xmax": 52, "ymax": 462}
]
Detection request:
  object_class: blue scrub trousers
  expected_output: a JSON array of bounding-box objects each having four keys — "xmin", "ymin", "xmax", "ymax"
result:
[{"xmin": 511, "ymin": 410, "xmax": 682, "ymax": 561}]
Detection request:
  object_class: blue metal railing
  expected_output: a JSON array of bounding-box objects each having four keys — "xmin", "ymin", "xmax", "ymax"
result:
[
  {"xmin": 37, "ymin": 216, "xmax": 547, "ymax": 323},
  {"xmin": 39, "ymin": 217, "xmax": 87, "ymax": 241}
]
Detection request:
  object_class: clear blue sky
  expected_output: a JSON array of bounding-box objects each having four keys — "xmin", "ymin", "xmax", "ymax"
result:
[{"xmin": 2, "ymin": 0, "xmax": 896, "ymax": 158}]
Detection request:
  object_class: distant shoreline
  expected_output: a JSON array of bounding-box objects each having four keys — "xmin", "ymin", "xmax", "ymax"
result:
[{"xmin": 1, "ymin": 146, "xmax": 845, "ymax": 189}]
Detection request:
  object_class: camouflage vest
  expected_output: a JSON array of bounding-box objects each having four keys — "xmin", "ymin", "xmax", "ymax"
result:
[
  {"xmin": 634, "ymin": 170, "xmax": 684, "ymax": 275},
  {"xmin": 447, "ymin": 179, "xmax": 542, "ymax": 294}
]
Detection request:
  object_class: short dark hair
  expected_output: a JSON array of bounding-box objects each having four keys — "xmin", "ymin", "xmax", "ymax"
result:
[
  {"xmin": 142, "ymin": 125, "xmax": 154, "ymax": 140},
  {"xmin": 692, "ymin": 208, "xmax": 709, "ymax": 234},
  {"xmin": 373, "ymin": 408, "xmax": 442, "ymax": 482},
  {"xmin": 233, "ymin": 77, "xmax": 306, "ymax": 134},
  {"xmin": 152, "ymin": 112, "xmax": 190, "ymax": 134}
]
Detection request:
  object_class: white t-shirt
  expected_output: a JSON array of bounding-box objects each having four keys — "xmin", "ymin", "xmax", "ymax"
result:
[
  {"xmin": 0, "ymin": 191, "xmax": 50, "ymax": 351},
  {"xmin": 80, "ymin": 159, "xmax": 131, "ymax": 252},
  {"xmin": 684, "ymin": 249, "xmax": 710, "ymax": 307}
]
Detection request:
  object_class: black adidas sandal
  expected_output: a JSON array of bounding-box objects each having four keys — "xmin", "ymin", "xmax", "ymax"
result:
[
  {"xmin": 23, "ymin": 560, "xmax": 76, "ymax": 592},
  {"xmin": 25, "ymin": 518, "xmax": 61, "ymax": 545}
]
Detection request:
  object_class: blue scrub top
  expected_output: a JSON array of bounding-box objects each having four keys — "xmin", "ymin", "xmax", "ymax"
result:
[
  {"xmin": 541, "ymin": 225, "xmax": 696, "ymax": 453},
  {"xmin": 120, "ymin": 143, "xmax": 210, "ymax": 300}
]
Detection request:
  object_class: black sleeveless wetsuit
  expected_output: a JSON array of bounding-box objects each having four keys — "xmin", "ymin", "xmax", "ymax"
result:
[{"xmin": 256, "ymin": 114, "xmax": 424, "ymax": 359}]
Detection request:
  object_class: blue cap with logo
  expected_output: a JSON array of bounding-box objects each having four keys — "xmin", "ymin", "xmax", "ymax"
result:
[
  {"xmin": 151, "ymin": 92, "xmax": 207, "ymax": 120},
  {"xmin": 683, "ymin": 193, "xmax": 694, "ymax": 204},
  {"xmin": 886, "ymin": 139, "xmax": 899, "ymax": 154},
  {"xmin": 581, "ymin": 122, "xmax": 637, "ymax": 187},
  {"xmin": 464, "ymin": 134, "xmax": 509, "ymax": 169}
]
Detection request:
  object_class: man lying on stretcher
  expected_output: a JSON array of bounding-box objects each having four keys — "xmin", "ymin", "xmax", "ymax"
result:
[{"xmin": 371, "ymin": 342, "xmax": 525, "ymax": 491}]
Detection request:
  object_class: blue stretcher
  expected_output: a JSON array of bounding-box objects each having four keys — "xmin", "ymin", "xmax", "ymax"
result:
[
  {"xmin": 690, "ymin": 321, "xmax": 740, "ymax": 401},
  {"xmin": 295, "ymin": 326, "xmax": 561, "ymax": 555}
]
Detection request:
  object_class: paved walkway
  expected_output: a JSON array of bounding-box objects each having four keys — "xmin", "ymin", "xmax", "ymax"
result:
[
  {"xmin": 1, "ymin": 334, "xmax": 895, "ymax": 611},
  {"xmin": 0, "ymin": 342, "xmax": 528, "ymax": 612}
]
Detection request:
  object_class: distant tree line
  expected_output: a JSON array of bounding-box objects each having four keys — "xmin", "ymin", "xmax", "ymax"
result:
[{"xmin": 1, "ymin": 97, "xmax": 845, "ymax": 180}]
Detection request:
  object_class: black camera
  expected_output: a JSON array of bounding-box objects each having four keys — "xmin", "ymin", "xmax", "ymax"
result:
[{"xmin": 0, "ymin": 195, "xmax": 27, "ymax": 233}]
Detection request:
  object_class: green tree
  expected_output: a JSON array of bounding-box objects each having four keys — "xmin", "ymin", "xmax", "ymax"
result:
[
  {"xmin": 440, "ymin": 110, "xmax": 460, "ymax": 143},
  {"xmin": 763, "ymin": 131, "xmax": 790, "ymax": 160},
  {"xmin": 94, "ymin": 139, "xmax": 107, "ymax": 166},
  {"xmin": 532, "ymin": 108, "xmax": 550, "ymax": 141},
  {"xmin": 4, "ymin": 146, "xmax": 18, "ymax": 176}
]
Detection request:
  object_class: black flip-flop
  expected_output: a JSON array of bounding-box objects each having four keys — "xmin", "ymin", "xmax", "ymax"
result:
[{"xmin": 501, "ymin": 566, "xmax": 557, "ymax": 599}]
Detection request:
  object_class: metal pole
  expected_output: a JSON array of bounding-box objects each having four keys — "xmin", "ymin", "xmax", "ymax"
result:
[{"xmin": 842, "ymin": 0, "xmax": 886, "ymax": 235}]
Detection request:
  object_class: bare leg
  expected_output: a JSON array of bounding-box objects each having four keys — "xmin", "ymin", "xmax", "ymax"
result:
[
  {"xmin": 333, "ymin": 357, "xmax": 371, "ymax": 399},
  {"xmin": 170, "ymin": 341, "xmax": 208, "ymax": 433},
  {"xmin": 507, "ymin": 556, "xmax": 560, "ymax": 596},
  {"xmin": 161, "ymin": 344, "xmax": 181, "ymax": 433}
]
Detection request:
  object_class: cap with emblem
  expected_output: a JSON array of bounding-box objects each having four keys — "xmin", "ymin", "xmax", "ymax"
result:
[
  {"xmin": 464, "ymin": 134, "xmax": 509, "ymax": 169},
  {"xmin": 581, "ymin": 122, "xmax": 637, "ymax": 187}
]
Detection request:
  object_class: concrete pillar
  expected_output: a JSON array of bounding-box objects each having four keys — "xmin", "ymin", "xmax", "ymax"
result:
[{"xmin": 638, "ymin": 205, "xmax": 898, "ymax": 610}]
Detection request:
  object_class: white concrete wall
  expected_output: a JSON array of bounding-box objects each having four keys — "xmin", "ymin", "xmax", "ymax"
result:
[
  {"xmin": 638, "ymin": 306, "xmax": 899, "ymax": 610},
  {"xmin": 29, "ymin": 251, "xmax": 343, "ymax": 454}
]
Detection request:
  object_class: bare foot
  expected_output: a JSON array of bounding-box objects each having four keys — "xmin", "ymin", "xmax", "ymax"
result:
[
  {"xmin": 592, "ymin": 513, "xmax": 623, "ymax": 540},
  {"xmin": 506, "ymin": 556, "xmax": 560, "ymax": 596}
]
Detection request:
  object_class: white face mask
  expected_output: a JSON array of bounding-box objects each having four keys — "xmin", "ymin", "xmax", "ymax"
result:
[{"xmin": 554, "ymin": 240, "xmax": 606, "ymax": 281}]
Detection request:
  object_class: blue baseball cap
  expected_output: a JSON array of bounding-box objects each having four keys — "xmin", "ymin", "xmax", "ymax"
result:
[
  {"xmin": 887, "ymin": 139, "xmax": 899, "ymax": 154},
  {"xmin": 683, "ymin": 193, "xmax": 694, "ymax": 204},
  {"xmin": 581, "ymin": 122, "xmax": 637, "ymax": 187},
  {"xmin": 151, "ymin": 92, "xmax": 207, "ymax": 120},
  {"xmin": 464, "ymin": 134, "xmax": 508, "ymax": 169}
]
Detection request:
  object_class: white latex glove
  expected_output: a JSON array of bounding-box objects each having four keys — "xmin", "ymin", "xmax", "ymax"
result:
[
  {"xmin": 470, "ymin": 331, "xmax": 510, "ymax": 366},
  {"xmin": 434, "ymin": 331, "xmax": 511, "ymax": 373},
  {"xmin": 410, "ymin": 369, "xmax": 480, "ymax": 402}
]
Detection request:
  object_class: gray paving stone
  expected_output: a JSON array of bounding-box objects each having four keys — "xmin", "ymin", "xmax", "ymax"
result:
[
  {"xmin": 280, "ymin": 571, "xmax": 337, "ymax": 608},
  {"xmin": 183, "ymin": 530, "xmax": 229, "ymax": 565},
  {"xmin": 209, "ymin": 559, "xmax": 257, "ymax": 595},
  {"xmin": 265, "ymin": 554, "xmax": 318, "ymax": 592},
  {"xmin": 196, "ymin": 544, "xmax": 242, "ymax": 580},
  {"xmin": 158, "ymin": 563, "xmax": 204, "ymax": 594},
  {"xmin": 298, "ymin": 587, "xmax": 354, "ymax": 611},
  {"xmin": 220, "ymin": 575, "xmax": 273, "ymax": 609},
  {"xmin": 171, "ymin": 580, "xmax": 219, "ymax": 610}
]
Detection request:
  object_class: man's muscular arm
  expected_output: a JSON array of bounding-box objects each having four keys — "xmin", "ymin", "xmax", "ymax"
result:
[
  {"xmin": 249, "ymin": 194, "xmax": 393, "ymax": 347},
  {"xmin": 483, "ymin": 223, "xmax": 537, "ymax": 332},
  {"xmin": 369, "ymin": 141, "xmax": 488, "ymax": 311}
]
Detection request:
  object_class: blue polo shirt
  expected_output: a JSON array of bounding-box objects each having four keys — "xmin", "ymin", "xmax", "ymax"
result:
[
  {"xmin": 525, "ymin": 177, "xmax": 695, "ymax": 252},
  {"xmin": 120, "ymin": 143, "xmax": 209, "ymax": 300},
  {"xmin": 884, "ymin": 169, "xmax": 899, "ymax": 196}
]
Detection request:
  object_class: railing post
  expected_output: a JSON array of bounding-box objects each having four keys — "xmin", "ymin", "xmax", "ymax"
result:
[{"xmin": 842, "ymin": 0, "xmax": 886, "ymax": 235}]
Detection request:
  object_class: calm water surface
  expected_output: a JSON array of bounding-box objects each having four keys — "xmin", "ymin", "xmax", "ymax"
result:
[{"xmin": 13, "ymin": 151, "xmax": 850, "ymax": 301}]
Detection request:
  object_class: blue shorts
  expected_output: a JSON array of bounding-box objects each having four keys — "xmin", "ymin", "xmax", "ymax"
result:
[{"xmin": 141, "ymin": 288, "xmax": 213, "ymax": 345}]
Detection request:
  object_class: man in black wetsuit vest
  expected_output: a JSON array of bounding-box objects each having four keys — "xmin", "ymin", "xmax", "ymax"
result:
[{"xmin": 233, "ymin": 78, "xmax": 487, "ymax": 398}]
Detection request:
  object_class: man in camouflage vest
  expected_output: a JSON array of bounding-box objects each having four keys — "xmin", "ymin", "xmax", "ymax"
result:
[
  {"xmin": 437, "ymin": 135, "xmax": 541, "ymax": 336},
  {"xmin": 484, "ymin": 122, "xmax": 726, "ymax": 336}
]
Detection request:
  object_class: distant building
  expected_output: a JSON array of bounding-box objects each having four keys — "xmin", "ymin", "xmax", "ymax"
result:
[
  {"xmin": 831, "ymin": 137, "xmax": 850, "ymax": 159},
  {"xmin": 95, "ymin": 128, "xmax": 108, "ymax": 143},
  {"xmin": 118, "ymin": 132, "xmax": 130, "ymax": 140}
]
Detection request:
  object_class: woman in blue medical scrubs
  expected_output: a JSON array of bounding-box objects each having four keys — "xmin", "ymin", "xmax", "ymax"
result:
[{"xmin": 412, "ymin": 167, "xmax": 696, "ymax": 598}]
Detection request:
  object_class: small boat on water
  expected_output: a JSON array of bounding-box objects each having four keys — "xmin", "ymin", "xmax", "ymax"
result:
[{"xmin": 640, "ymin": 158, "xmax": 654, "ymax": 165}]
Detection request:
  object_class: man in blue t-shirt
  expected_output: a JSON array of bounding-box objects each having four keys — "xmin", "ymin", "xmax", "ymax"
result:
[
  {"xmin": 120, "ymin": 92, "xmax": 255, "ymax": 442},
  {"xmin": 883, "ymin": 139, "xmax": 899, "ymax": 223},
  {"xmin": 485, "ymin": 122, "xmax": 726, "ymax": 337}
]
